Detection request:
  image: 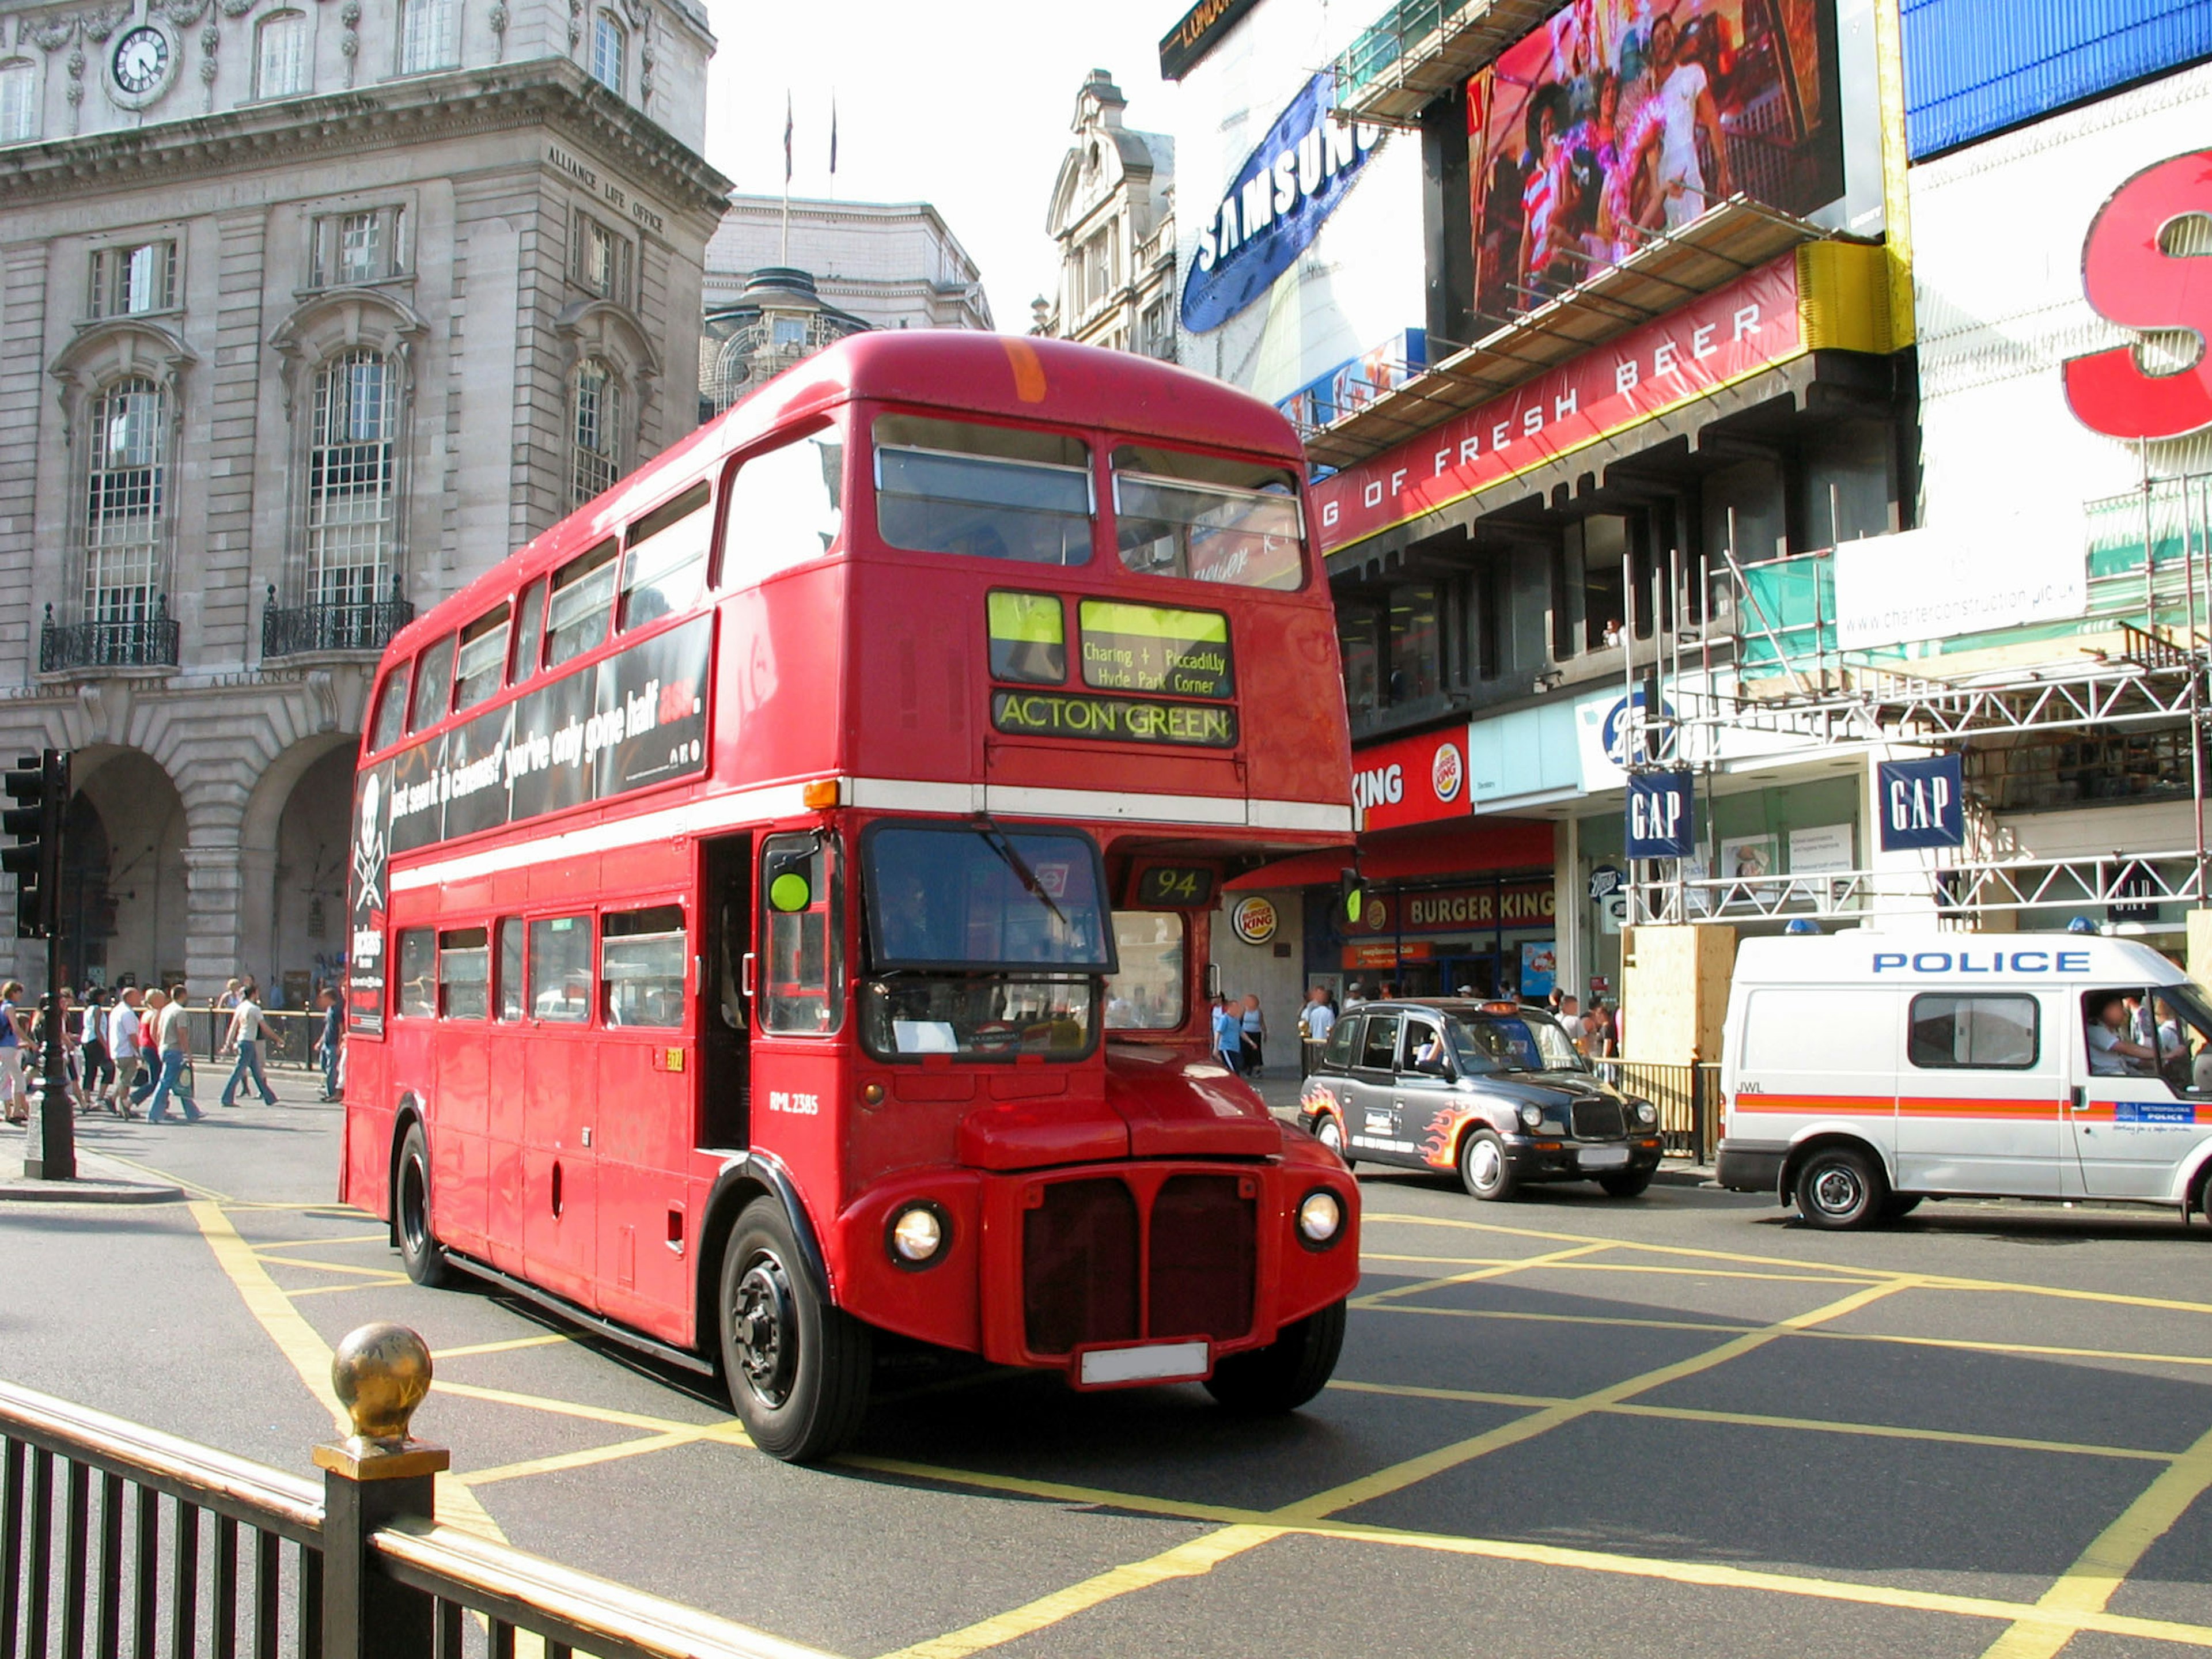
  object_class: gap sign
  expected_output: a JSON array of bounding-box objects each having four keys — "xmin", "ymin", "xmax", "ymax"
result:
[
  {"xmin": 1626, "ymin": 772, "xmax": 1696, "ymax": 859},
  {"xmin": 1878, "ymin": 754, "xmax": 1964, "ymax": 851}
]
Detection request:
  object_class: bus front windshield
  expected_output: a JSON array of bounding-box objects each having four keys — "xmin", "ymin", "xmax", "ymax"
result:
[{"xmin": 859, "ymin": 823, "xmax": 1115, "ymax": 1060}]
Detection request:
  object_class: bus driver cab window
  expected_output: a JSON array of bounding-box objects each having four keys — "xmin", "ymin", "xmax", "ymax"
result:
[{"xmin": 762, "ymin": 834, "xmax": 842, "ymax": 1035}]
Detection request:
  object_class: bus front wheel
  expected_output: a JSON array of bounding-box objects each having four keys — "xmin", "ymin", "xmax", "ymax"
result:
[
  {"xmin": 395, "ymin": 1124, "xmax": 450, "ymax": 1289},
  {"xmin": 718, "ymin": 1198, "xmax": 873, "ymax": 1462},
  {"xmin": 1203, "ymin": 1298, "xmax": 1346, "ymax": 1414}
]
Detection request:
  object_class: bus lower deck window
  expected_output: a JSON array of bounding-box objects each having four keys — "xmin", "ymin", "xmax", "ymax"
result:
[
  {"xmin": 603, "ymin": 904, "xmax": 686, "ymax": 1027},
  {"xmin": 873, "ymin": 414, "xmax": 1092, "ymax": 566},
  {"xmin": 496, "ymin": 917, "xmax": 524, "ymax": 1021},
  {"xmin": 763, "ymin": 834, "xmax": 842, "ymax": 1035},
  {"xmin": 529, "ymin": 915, "xmax": 592, "ymax": 1022},
  {"xmin": 439, "ymin": 927, "xmax": 489, "ymax": 1020},
  {"xmin": 1105, "ymin": 912, "xmax": 1186, "ymax": 1031},
  {"xmin": 396, "ymin": 929, "xmax": 435, "ymax": 1020}
]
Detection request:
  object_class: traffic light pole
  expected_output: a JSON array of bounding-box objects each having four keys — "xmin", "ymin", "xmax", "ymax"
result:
[{"xmin": 18, "ymin": 750, "xmax": 69, "ymax": 1180}]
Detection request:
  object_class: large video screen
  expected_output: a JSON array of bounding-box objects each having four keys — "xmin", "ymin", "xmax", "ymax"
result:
[{"xmin": 1468, "ymin": 0, "xmax": 1842, "ymax": 322}]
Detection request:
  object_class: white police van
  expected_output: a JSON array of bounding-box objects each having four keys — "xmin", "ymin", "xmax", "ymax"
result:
[{"xmin": 1715, "ymin": 932, "xmax": 2212, "ymax": 1229}]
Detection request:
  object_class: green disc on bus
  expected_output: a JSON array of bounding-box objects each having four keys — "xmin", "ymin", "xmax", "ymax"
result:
[{"xmin": 769, "ymin": 871, "xmax": 812, "ymax": 913}]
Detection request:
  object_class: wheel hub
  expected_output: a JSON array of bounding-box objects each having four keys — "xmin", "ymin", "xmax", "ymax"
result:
[
  {"xmin": 731, "ymin": 1253, "xmax": 797, "ymax": 1407},
  {"xmin": 1813, "ymin": 1167, "xmax": 1860, "ymax": 1214},
  {"xmin": 1469, "ymin": 1139, "xmax": 1502, "ymax": 1190}
]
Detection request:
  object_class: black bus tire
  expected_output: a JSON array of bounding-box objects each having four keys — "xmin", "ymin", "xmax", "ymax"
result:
[
  {"xmin": 1205, "ymin": 1298, "xmax": 1346, "ymax": 1414},
  {"xmin": 719, "ymin": 1197, "xmax": 872, "ymax": 1462},
  {"xmin": 395, "ymin": 1124, "xmax": 450, "ymax": 1288}
]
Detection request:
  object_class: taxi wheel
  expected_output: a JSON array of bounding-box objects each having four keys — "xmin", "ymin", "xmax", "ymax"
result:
[
  {"xmin": 719, "ymin": 1198, "xmax": 873, "ymax": 1462},
  {"xmin": 1205, "ymin": 1299, "xmax": 1347, "ymax": 1414},
  {"xmin": 1794, "ymin": 1145, "xmax": 1886, "ymax": 1230},
  {"xmin": 1312, "ymin": 1113, "xmax": 1357, "ymax": 1169},
  {"xmin": 394, "ymin": 1124, "xmax": 450, "ymax": 1289},
  {"xmin": 1597, "ymin": 1171, "xmax": 1652, "ymax": 1199},
  {"xmin": 1460, "ymin": 1129, "xmax": 1518, "ymax": 1202}
]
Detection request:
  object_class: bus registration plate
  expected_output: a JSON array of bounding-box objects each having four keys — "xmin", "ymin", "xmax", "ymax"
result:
[
  {"xmin": 1579, "ymin": 1146, "xmax": 1630, "ymax": 1170},
  {"xmin": 1078, "ymin": 1341, "xmax": 1209, "ymax": 1387}
]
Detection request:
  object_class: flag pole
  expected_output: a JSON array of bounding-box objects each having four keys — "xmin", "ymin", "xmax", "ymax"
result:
[{"xmin": 781, "ymin": 89, "xmax": 793, "ymax": 266}]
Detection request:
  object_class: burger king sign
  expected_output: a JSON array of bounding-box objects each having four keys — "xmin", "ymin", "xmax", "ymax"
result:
[
  {"xmin": 1230, "ymin": 895, "xmax": 1279, "ymax": 946},
  {"xmin": 1350, "ymin": 724, "xmax": 1473, "ymax": 831}
]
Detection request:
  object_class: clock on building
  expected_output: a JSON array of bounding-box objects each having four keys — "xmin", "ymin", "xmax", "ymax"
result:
[{"xmin": 111, "ymin": 25, "xmax": 172, "ymax": 99}]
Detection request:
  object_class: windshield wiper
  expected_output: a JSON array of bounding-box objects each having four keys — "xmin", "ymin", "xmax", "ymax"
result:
[{"xmin": 974, "ymin": 816, "xmax": 1070, "ymax": 930}]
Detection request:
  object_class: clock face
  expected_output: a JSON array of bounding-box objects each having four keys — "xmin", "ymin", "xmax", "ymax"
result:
[{"xmin": 113, "ymin": 27, "xmax": 169, "ymax": 96}]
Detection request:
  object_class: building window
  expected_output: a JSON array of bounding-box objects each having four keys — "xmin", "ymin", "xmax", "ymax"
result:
[
  {"xmin": 309, "ymin": 207, "xmax": 410, "ymax": 287},
  {"xmin": 570, "ymin": 358, "xmax": 622, "ymax": 507},
  {"xmin": 396, "ymin": 0, "xmax": 456, "ymax": 75},
  {"xmin": 570, "ymin": 211, "xmax": 634, "ymax": 306},
  {"xmin": 88, "ymin": 242, "xmax": 177, "ymax": 319},
  {"xmin": 0, "ymin": 59, "xmax": 36, "ymax": 143},
  {"xmin": 83, "ymin": 379, "xmax": 168, "ymax": 623},
  {"xmin": 590, "ymin": 12, "xmax": 624, "ymax": 96},
  {"xmin": 255, "ymin": 11, "xmax": 306, "ymax": 98},
  {"xmin": 307, "ymin": 349, "xmax": 397, "ymax": 609}
]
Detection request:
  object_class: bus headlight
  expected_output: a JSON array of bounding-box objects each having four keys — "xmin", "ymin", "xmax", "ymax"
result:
[
  {"xmin": 1296, "ymin": 1188, "xmax": 1344, "ymax": 1248},
  {"xmin": 1519, "ymin": 1103, "xmax": 1543, "ymax": 1129},
  {"xmin": 1634, "ymin": 1100, "xmax": 1658, "ymax": 1126},
  {"xmin": 888, "ymin": 1204, "xmax": 947, "ymax": 1266}
]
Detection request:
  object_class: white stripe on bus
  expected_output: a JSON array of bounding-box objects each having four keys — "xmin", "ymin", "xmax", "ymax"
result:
[{"xmin": 387, "ymin": 778, "xmax": 1353, "ymax": 891}]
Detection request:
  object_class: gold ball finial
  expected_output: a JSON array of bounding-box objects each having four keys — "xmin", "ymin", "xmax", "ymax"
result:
[{"xmin": 331, "ymin": 1322, "xmax": 433, "ymax": 1445}]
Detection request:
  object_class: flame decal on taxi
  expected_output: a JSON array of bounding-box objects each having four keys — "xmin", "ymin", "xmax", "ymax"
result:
[{"xmin": 1421, "ymin": 1105, "xmax": 1468, "ymax": 1170}]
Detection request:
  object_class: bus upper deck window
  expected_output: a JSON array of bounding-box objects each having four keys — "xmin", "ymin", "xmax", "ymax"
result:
[
  {"xmin": 408, "ymin": 634, "xmax": 456, "ymax": 732},
  {"xmin": 721, "ymin": 421, "xmax": 843, "ymax": 589},
  {"xmin": 546, "ymin": 539, "xmax": 618, "ymax": 668},
  {"xmin": 874, "ymin": 414, "xmax": 1092, "ymax": 566},
  {"xmin": 452, "ymin": 604, "xmax": 510, "ymax": 715},
  {"xmin": 1111, "ymin": 446, "xmax": 1305, "ymax": 590},
  {"xmin": 369, "ymin": 660, "xmax": 411, "ymax": 753},
  {"xmin": 621, "ymin": 483, "xmax": 712, "ymax": 631},
  {"xmin": 510, "ymin": 577, "xmax": 547, "ymax": 683},
  {"xmin": 528, "ymin": 915, "xmax": 592, "ymax": 1023},
  {"xmin": 603, "ymin": 904, "xmax": 686, "ymax": 1027},
  {"xmin": 438, "ymin": 927, "xmax": 489, "ymax": 1020}
]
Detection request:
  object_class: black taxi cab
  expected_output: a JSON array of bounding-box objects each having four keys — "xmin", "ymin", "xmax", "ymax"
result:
[{"xmin": 1300, "ymin": 999, "xmax": 1664, "ymax": 1199}]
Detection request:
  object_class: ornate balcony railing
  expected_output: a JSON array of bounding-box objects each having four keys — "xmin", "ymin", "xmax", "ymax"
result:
[
  {"xmin": 262, "ymin": 581, "xmax": 414, "ymax": 658},
  {"xmin": 39, "ymin": 598, "xmax": 180, "ymax": 673}
]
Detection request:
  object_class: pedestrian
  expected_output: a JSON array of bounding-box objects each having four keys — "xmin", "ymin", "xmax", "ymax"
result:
[
  {"xmin": 143, "ymin": 983, "xmax": 202, "ymax": 1124},
  {"xmin": 218, "ymin": 978, "xmax": 243, "ymax": 1010},
  {"xmin": 1342, "ymin": 980, "xmax": 1366, "ymax": 1009},
  {"xmin": 128, "ymin": 989, "xmax": 164, "ymax": 1109},
  {"xmin": 1210, "ymin": 994, "xmax": 1244, "ymax": 1074},
  {"xmin": 218, "ymin": 976, "xmax": 279, "ymax": 1107},
  {"xmin": 79, "ymin": 988, "xmax": 115, "ymax": 1108},
  {"xmin": 1298, "ymin": 986, "xmax": 1337, "ymax": 1077},
  {"xmin": 1586, "ymin": 1000, "xmax": 1618, "ymax": 1059},
  {"xmin": 1239, "ymin": 993, "xmax": 1267, "ymax": 1079},
  {"xmin": 314, "ymin": 986, "xmax": 343, "ymax": 1100},
  {"xmin": 0, "ymin": 979, "xmax": 27, "ymax": 1124},
  {"xmin": 108, "ymin": 987, "xmax": 143, "ymax": 1118},
  {"xmin": 1557, "ymin": 994, "xmax": 1587, "ymax": 1051}
]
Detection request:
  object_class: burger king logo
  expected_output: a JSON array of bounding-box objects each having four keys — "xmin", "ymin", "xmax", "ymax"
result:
[
  {"xmin": 1230, "ymin": 895, "xmax": 1278, "ymax": 946},
  {"xmin": 1431, "ymin": 740, "xmax": 1464, "ymax": 803}
]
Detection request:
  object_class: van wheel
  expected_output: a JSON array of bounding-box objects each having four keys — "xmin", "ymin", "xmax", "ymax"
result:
[
  {"xmin": 394, "ymin": 1124, "xmax": 450, "ymax": 1288},
  {"xmin": 719, "ymin": 1198, "xmax": 872, "ymax": 1462},
  {"xmin": 1460, "ymin": 1130, "xmax": 1518, "ymax": 1201},
  {"xmin": 1794, "ymin": 1145, "xmax": 1886, "ymax": 1230},
  {"xmin": 1312, "ymin": 1113, "xmax": 1356, "ymax": 1169},
  {"xmin": 1205, "ymin": 1300, "xmax": 1346, "ymax": 1413}
]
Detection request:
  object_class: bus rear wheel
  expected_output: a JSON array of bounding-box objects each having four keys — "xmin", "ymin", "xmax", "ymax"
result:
[
  {"xmin": 395, "ymin": 1124, "xmax": 450, "ymax": 1288},
  {"xmin": 1204, "ymin": 1298, "xmax": 1346, "ymax": 1414},
  {"xmin": 718, "ymin": 1198, "xmax": 872, "ymax": 1462}
]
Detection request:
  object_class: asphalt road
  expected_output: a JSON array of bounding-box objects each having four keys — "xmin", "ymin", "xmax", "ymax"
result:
[{"xmin": 6, "ymin": 1073, "xmax": 2212, "ymax": 1659}]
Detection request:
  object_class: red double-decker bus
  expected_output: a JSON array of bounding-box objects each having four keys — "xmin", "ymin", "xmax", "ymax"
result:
[{"xmin": 340, "ymin": 332, "xmax": 1359, "ymax": 1459}]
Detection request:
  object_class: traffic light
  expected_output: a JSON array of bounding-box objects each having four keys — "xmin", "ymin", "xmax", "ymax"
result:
[
  {"xmin": 2, "ymin": 750, "xmax": 63, "ymax": 941},
  {"xmin": 1338, "ymin": 866, "xmax": 1365, "ymax": 929}
]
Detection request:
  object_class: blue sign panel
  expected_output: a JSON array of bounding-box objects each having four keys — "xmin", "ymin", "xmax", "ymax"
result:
[
  {"xmin": 1181, "ymin": 72, "xmax": 1383, "ymax": 334},
  {"xmin": 1626, "ymin": 772, "xmax": 1696, "ymax": 859},
  {"xmin": 2115, "ymin": 1100, "xmax": 2196, "ymax": 1126},
  {"xmin": 1878, "ymin": 754, "xmax": 1965, "ymax": 851}
]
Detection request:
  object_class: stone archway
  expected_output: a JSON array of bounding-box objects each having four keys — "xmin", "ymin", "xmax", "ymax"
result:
[
  {"xmin": 73, "ymin": 749, "xmax": 189, "ymax": 990},
  {"xmin": 238, "ymin": 735, "xmax": 355, "ymax": 1007}
]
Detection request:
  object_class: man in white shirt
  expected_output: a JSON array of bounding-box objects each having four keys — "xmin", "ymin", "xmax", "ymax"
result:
[
  {"xmin": 108, "ymin": 989, "xmax": 143, "ymax": 1116},
  {"xmin": 1628, "ymin": 14, "xmax": 1733, "ymax": 230},
  {"xmin": 143, "ymin": 984, "xmax": 203, "ymax": 1123},
  {"xmin": 2087, "ymin": 994, "xmax": 2157, "ymax": 1077},
  {"xmin": 219, "ymin": 980, "xmax": 279, "ymax": 1107}
]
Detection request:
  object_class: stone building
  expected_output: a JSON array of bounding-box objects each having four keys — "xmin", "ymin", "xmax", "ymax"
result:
[
  {"xmin": 0, "ymin": 0, "xmax": 724, "ymax": 1002},
  {"xmin": 703, "ymin": 194, "xmax": 991, "ymax": 335},
  {"xmin": 1035, "ymin": 69, "xmax": 1173, "ymax": 359}
]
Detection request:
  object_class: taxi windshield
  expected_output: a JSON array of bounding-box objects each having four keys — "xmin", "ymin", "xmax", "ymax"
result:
[{"xmin": 1447, "ymin": 1012, "xmax": 1585, "ymax": 1075}]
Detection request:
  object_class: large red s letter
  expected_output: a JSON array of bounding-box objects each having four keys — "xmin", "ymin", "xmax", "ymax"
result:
[{"xmin": 2063, "ymin": 150, "xmax": 2212, "ymax": 441}]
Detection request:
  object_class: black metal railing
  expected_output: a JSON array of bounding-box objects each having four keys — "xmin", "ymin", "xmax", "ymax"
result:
[
  {"xmin": 38, "ymin": 601, "xmax": 179, "ymax": 673},
  {"xmin": 262, "ymin": 582, "xmax": 414, "ymax": 658},
  {"xmin": 1592, "ymin": 1060, "xmax": 1722, "ymax": 1163},
  {"xmin": 1, "ymin": 1324, "xmax": 828, "ymax": 1659}
]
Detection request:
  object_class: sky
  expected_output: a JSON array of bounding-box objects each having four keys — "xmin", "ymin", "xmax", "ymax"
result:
[{"xmin": 699, "ymin": 1, "xmax": 1183, "ymax": 328}]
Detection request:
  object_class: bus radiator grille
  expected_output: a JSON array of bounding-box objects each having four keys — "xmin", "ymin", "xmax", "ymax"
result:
[
  {"xmin": 1571, "ymin": 1099, "xmax": 1626, "ymax": 1139},
  {"xmin": 1146, "ymin": 1175, "xmax": 1256, "ymax": 1344},
  {"xmin": 1023, "ymin": 1178, "xmax": 1140, "ymax": 1356}
]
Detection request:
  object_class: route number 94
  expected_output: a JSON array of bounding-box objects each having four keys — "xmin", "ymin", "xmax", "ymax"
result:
[{"xmin": 1133, "ymin": 865, "xmax": 1218, "ymax": 909}]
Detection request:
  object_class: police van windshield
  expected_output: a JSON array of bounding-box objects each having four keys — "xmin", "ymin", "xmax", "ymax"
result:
[{"xmin": 1447, "ymin": 1012, "xmax": 1585, "ymax": 1075}]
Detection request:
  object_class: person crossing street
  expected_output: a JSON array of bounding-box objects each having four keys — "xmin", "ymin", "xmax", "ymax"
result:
[
  {"xmin": 142, "ymin": 985, "xmax": 202, "ymax": 1124},
  {"xmin": 218, "ymin": 978, "xmax": 279, "ymax": 1107}
]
